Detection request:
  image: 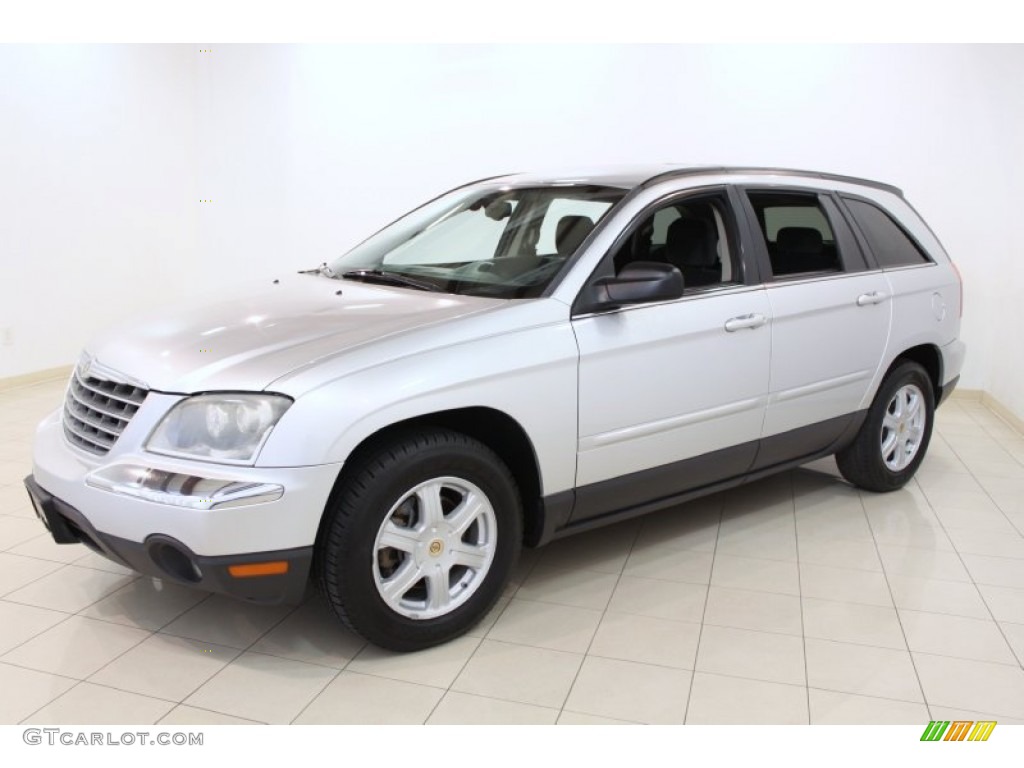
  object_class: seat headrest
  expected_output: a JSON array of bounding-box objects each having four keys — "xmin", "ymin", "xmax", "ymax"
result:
[
  {"xmin": 776, "ymin": 227, "xmax": 823, "ymax": 255},
  {"xmin": 666, "ymin": 217, "xmax": 717, "ymax": 267},
  {"xmin": 555, "ymin": 215, "xmax": 595, "ymax": 257}
]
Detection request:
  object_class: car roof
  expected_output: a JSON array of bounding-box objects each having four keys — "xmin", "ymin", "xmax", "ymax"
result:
[{"xmin": 486, "ymin": 165, "xmax": 903, "ymax": 196}]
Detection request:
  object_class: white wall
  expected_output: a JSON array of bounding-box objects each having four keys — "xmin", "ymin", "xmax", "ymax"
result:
[
  {"xmin": 0, "ymin": 45, "xmax": 197, "ymax": 377},
  {"xmin": 978, "ymin": 49, "xmax": 1024, "ymax": 422},
  {"xmin": 2, "ymin": 44, "xmax": 1022, "ymax": 420}
]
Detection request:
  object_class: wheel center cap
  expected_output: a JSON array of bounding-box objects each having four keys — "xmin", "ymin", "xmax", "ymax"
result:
[{"xmin": 428, "ymin": 539, "xmax": 445, "ymax": 557}]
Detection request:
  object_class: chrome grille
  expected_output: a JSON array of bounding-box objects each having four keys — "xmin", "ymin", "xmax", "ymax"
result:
[{"xmin": 63, "ymin": 366, "xmax": 148, "ymax": 456}]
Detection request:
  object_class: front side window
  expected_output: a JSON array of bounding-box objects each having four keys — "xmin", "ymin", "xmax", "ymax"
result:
[
  {"xmin": 327, "ymin": 184, "xmax": 624, "ymax": 299},
  {"xmin": 747, "ymin": 192, "xmax": 843, "ymax": 277},
  {"xmin": 842, "ymin": 197, "xmax": 931, "ymax": 268},
  {"xmin": 610, "ymin": 194, "xmax": 739, "ymax": 291}
]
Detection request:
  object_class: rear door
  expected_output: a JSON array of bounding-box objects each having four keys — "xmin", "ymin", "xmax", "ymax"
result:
[{"xmin": 737, "ymin": 188, "xmax": 892, "ymax": 469}]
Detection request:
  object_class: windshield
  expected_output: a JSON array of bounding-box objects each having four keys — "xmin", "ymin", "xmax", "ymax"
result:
[{"xmin": 326, "ymin": 183, "xmax": 626, "ymax": 299}]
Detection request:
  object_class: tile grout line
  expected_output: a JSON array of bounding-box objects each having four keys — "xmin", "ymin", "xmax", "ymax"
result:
[
  {"xmin": 681, "ymin": 496, "xmax": 724, "ymax": 725},
  {"xmin": 414, "ymin": 547, "xmax": 545, "ymax": 724},
  {"xmin": 789, "ymin": 472, "xmax": 813, "ymax": 724},
  {"xmin": 963, "ymin": 399, "xmax": 1024, "ymax": 450},
  {"xmin": 918, "ymin": 435, "xmax": 1024, "ymax": 672},
  {"xmin": 184, "ymin": 595, "xmax": 330, "ymax": 723},
  {"xmin": 863, "ymin": 476, "xmax": 933, "ymax": 721},
  {"xmin": 285, "ymin": 587, "xmax": 451, "ymax": 725},
  {"xmin": 159, "ymin": 617, "xmax": 334, "ymax": 723},
  {"xmin": 295, "ymin": 589, "xmax": 482, "ymax": 725},
  {"xmin": 925, "ymin": 403, "xmax": 1024, "ymax": 670},
  {"xmin": 551, "ymin": 518, "xmax": 643, "ymax": 724},
  {"xmin": 0, "ymin": 559, "xmax": 99, "ymax": 611},
  {"xmin": 417, "ymin": 613, "xmax": 496, "ymax": 724},
  {"xmin": 282, "ymin": 650, "xmax": 352, "ymax": 724},
  {"xmin": 13, "ymin": 625, "xmax": 158, "ymax": 724},
  {"xmin": 409, "ymin": 624, "xmax": 1023, "ymax": 675},
  {"xmin": 158, "ymin": 701, "xmax": 268, "ymax": 726},
  {"xmin": 9, "ymin": 589, "xmax": 227, "ymax": 724},
  {"xmin": 159, "ymin": 595, "xmax": 318, "ymax": 724},
  {"xmin": 0, "ymin": 554, "xmax": 70, "ymax": 592}
]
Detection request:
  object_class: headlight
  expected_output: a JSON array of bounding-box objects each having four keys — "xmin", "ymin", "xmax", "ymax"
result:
[{"xmin": 146, "ymin": 394, "xmax": 292, "ymax": 464}]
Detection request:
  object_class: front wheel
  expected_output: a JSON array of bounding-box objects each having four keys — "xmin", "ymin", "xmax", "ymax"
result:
[
  {"xmin": 836, "ymin": 361, "xmax": 935, "ymax": 492},
  {"xmin": 315, "ymin": 429, "xmax": 522, "ymax": 651}
]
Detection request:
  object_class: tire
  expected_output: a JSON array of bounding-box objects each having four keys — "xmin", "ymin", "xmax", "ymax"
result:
[
  {"xmin": 315, "ymin": 428, "xmax": 522, "ymax": 651},
  {"xmin": 836, "ymin": 361, "xmax": 935, "ymax": 492}
]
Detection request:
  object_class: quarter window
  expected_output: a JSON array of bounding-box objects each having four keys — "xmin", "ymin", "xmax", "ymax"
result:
[
  {"xmin": 843, "ymin": 198, "xmax": 931, "ymax": 268},
  {"xmin": 747, "ymin": 192, "xmax": 843, "ymax": 277}
]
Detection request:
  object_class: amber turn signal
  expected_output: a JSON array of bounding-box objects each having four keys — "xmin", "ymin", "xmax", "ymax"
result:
[{"xmin": 228, "ymin": 561, "xmax": 289, "ymax": 578}]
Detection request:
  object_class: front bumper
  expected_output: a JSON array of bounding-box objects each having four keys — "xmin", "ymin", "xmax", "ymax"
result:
[
  {"xmin": 25, "ymin": 476, "xmax": 311, "ymax": 603},
  {"xmin": 30, "ymin": 407, "xmax": 343, "ymax": 604}
]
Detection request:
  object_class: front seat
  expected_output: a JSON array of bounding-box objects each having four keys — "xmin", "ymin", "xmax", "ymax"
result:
[
  {"xmin": 664, "ymin": 217, "xmax": 720, "ymax": 287},
  {"xmin": 555, "ymin": 215, "xmax": 595, "ymax": 257}
]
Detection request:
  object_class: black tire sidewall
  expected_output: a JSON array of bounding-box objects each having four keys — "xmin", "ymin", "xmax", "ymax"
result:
[
  {"xmin": 861, "ymin": 362, "xmax": 935, "ymax": 490},
  {"xmin": 323, "ymin": 433, "xmax": 521, "ymax": 651}
]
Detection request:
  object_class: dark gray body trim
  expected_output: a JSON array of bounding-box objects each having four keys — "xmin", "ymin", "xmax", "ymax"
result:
[
  {"xmin": 533, "ymin": 410, "xmax": 869, "ymax": 546},
  {"xmin": 938, "ymin": 375, "xmax": 960, "ymax": 406}
]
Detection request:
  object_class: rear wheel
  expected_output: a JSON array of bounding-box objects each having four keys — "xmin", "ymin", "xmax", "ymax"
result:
[
  {"xmin": 315, "ymin": 429, "xmax": 521, "ymax": 651},
  {"xmin": 836, "ymin": 361, "xmax": 935, "ymax": 492}
]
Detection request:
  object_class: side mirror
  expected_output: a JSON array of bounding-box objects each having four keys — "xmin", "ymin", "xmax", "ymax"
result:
[{"xmin": 585, "ymin": 262, "xmax": 684, "ymax": 312}]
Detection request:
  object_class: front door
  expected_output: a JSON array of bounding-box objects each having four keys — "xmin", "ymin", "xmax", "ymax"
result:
[{"xmin": 571, "ymin": 189, "xmax": 772, "ymax": 522}]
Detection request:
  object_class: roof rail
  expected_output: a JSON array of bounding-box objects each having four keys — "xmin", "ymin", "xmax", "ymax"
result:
[{"xmin": 640, "ymin": 166, "xmax": 904, "ymax": 197}]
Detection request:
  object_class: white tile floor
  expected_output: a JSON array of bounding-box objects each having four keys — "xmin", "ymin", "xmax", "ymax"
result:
[{"xmin": 2, "ymin": 377, "xmax": 1024, "ymax": 725}]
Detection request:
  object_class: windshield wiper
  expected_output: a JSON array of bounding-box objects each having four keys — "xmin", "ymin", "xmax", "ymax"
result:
[{"xmin": 340, "ymin": 269, "xmax": 443, "ymax": 293}]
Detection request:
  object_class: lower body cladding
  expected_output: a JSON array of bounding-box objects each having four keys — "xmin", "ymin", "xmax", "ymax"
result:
[{"xmin": 24, "ymin": 476, "xmax": 312, "ymax": 604}]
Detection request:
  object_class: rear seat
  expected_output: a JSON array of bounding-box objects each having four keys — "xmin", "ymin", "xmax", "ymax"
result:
[{"xmin": 773, "ymin": 226, "xmax": 839, "ymax": 274}]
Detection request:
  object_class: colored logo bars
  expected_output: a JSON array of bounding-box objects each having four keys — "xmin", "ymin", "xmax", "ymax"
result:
[{"xmin": 920, "ymin": 721, "xmax": 996, "ymax": 742}]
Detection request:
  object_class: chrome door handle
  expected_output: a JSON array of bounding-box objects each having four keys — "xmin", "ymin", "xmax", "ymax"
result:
[
  {"xmin": 724, "ymin": 313, "xmax": 767, "ymax": 332},
  {"xmin": 856, "ymin": 291, "xmax": 888, "ymax": 306}
]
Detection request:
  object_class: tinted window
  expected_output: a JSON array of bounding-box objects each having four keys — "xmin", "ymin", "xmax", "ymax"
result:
[
  {"xmin": 843, "ymin": 198, "xmax": 931, "ymax": 268},
  {"xmin": 747, "ymin": 192, "xmax": 842, "ymax": 277},
  {"xmin": 611, "ymin": 194, "xmax": 739, "ymax": 291},
  {"xmin": 764, "ymin": 205, "xmax": 833, "ymax": 241}
]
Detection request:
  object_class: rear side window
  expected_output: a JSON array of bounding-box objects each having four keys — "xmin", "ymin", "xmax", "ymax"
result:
[
  {"xmin": 843, "ymin": 198, "xmax": 931, "ymax": 268},
  {"xmin": 746, "ymin": 192, "xmax": 842, "ymax": 277}
]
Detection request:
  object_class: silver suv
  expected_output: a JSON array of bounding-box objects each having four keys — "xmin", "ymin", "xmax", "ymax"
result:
[{"xmin": 26, "ymin": 166, "xmax": 965, "ymax": 650}]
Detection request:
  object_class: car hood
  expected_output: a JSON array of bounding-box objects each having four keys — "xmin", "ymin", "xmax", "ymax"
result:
[{"xmin": 85, "ymin": 274, "xmax": 502, "ymax": 393}]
